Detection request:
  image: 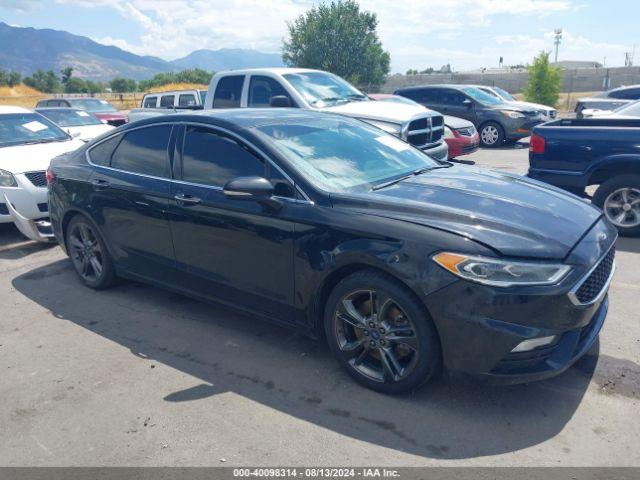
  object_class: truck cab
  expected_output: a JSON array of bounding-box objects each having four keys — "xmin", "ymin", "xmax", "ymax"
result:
[
  {"xmin": 204, "ymin": 68, "xmax": 448, "ymax": 161},
  {"xmin": 141, "ymin": 89, "xmax": 207, "ymax": 110}
]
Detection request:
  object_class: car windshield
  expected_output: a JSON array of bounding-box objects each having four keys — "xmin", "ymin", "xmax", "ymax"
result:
[
  {"xmin": 38, "ymin": 109, "xmax": 103, "ymax": 127},
  {"xmin": 493, "ymin": 86, "xmax": 516, "ymax": 101},
  {"xmin": 461, "ymin": 87, "xmax": 504, "ymax": 106},
  {"xmin": 0, "ymin": 113, "xmax": 70, "ymax": 147},
  {"xmin": 613, "ymin": 101, "xmax": 640, "ymax": 116},
  {"xmin": 283, "ymin": 72, "xmax": 368, "ymax": 108},
  {"xmin": 68, "ymin": 99, "xmax": 117, "ymax": 113},
  {"xmin": 255, "ymin": 117, "xmax": 439, "ymax": 192}
]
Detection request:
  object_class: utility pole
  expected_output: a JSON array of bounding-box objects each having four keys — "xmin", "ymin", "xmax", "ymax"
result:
[{"xmin": 553, "ymin": 28, "xmax": 563, "ymax": 63}]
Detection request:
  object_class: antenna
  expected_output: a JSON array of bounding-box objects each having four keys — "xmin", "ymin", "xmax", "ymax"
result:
[{"xmin": 553, "ymin": 28, "xmax": 563, "ymax": 63}]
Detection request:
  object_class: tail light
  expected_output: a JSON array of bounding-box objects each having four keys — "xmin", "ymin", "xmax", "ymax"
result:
[
  {"xmin": 529, "ymin": 133, "xmax": 545, "ymax": 154},
  {"xmin": 46, "ymin": 167, "xmax": 56, "ymax": 185}
]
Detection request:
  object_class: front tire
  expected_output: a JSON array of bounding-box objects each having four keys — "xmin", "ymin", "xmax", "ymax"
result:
[
  {"xmin": 479, "ymin": 122, "xmax": 505, "ymax": 148},
  {"xmin": 66, "ymin": 215, "xmax": 117, "ymax": 289},
  {"xmin": 593, "ymin": 175, "xmax": 640, "ymax": 237},
  {"xmin": 324, "ymin": 270, "xmax": 441, "ymax": 394}
]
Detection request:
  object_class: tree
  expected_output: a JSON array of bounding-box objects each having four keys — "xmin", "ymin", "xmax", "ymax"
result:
[
  {"xmin": 60, "ymin": 67, "xmax": 74, "ymax": 85},
  {"xmin": 110, "ymin": 77, "xmax": 137, "ymax": 92},
  {"xmin": 282, "ymin": 0, "xmax": 390, "ymax": 87},
  {"xmin": 64, "ymin": 77, "xmax": 87, "ymax": 93},
  {"xmin": 23, "ymin": 69, "xmax": 62, "ymax": 93},
  {"xmin": 524, "ymin": 51, "xmax": 562, "ymax": 107},
  {"xmin": 0, "ymin": 70, "xmax": 21, "ymax": 86}
]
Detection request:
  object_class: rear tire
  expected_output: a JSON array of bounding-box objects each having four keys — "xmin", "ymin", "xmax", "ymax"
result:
[
  {"xmin": 66, "ymin": 215, "xmax": 117, "ymax": 289},
  {"xmin": 592, "ymin": 175, "xmax": 640, "ymax": 237},
  {"xmin": 479, "ymin": 122, "xmax": 505, "ymax": 148},
  {"xmin": 324, "ymin": 270, "xmax": 441, "ymax": 394}
]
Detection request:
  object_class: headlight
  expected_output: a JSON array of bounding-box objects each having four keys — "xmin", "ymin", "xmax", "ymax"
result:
[
  {"xmin": 501, "ymin": 110, "xmax": 526, "ymax": 119},
  {"xmin": 0, "ymin": 169, "xmax": 18, "ymax": 187},
  {"xmin": 444, "ymin": 126, "xmax": 455, "ymax": 139},
  {"xmin": 432, "ymin": 252, "xmax": 571, "ymax": 287},
  {"xmin": 365, "ymin": 119, "xmax": 402, "ymax": 136}
]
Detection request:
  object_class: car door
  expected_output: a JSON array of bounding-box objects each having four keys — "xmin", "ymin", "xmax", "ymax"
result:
[
  {"xmin": 439, "ymin": 89, "xmax": 476, "ymax": 122},
  {"xmin": 168, "ymin": 123, "xmax": 296, "ymax": 323},
  {"xmin": 87, "ymin": 124, "xmax": 177, "ymax": 284}
]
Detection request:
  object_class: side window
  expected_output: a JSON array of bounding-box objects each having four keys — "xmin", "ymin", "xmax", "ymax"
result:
[
  {"xmin": 213, "ymin": 75, "xmax": 245, "ymax": 108},
  {"xmin": 418, "ymin": 89, "xmax": 438, "ymax": 103},
  {"xmin": 110, "ymin": 125, "xmax": 172, "ymax": 177},
  {"xmin": 88, "ymin": 135, "xmax": 122, "ymax": 166},
  {"xmin": 182, "ymin": 126, "xmax": 265, "ymax": 187},
  {"xmin": 143, "ymin": 96, "xmax": 157, "ymax": 108},
  {"xmin": 614, "ymin": 88, "xmax": 640, "ymax": 100},
  {"xmin": 440, "ymin": 90, "xmax": 466, "ymax": 105},
  {"xmin": 248, "ymin": 76, "xmax": 291, "ymax": 107},
  {"xmin": 160, "ymin": 95, "xmax": 175, "ymax": 108},
  {"xmin": 178, "ymin": 94, "xmax": 197, "ymax": 107}
]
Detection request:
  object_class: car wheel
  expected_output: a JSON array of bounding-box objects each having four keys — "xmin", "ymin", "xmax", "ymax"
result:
[
  {"xmin": 479, "ymin": 122, "xmax": 505, "ymax": 148},
  {"xmin": 593, "ymin": 175, "xmax": 640, "ymax": 237},
  {"xmin": 324, "ymin": 270, "xmax": 441, "ymax": 394},
  {"xmin": 66, "ymin": 215, "xmax": 117, "ymax": 289}
]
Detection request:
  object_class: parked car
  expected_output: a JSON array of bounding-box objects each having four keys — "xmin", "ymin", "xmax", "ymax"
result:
[
  {"xmin": 0, "ymin": 106, "xmax": 84, "ymax": 241},
  {"xmin": 140, "ymin": 89, "xmax": 207, "ymax": 109},
  {"xmin": 369, "ymin": 94, "xmax": 479, "ymax": 159},
  {"xmin": 476, "ymin": 85, "xmax": 557, "ymax": 121},
  {"xmin": 36, "ymin": 107, "xmax": 114, "ymax": 142},
  {"xmin": 575, "ymin": 85, "xmax": 640, "ymax": 118},
  {"xmin": 35, "ymin": 98, "xmax": 127, "ymax": 126},
  {"xmin": 129, "ymin": 68, "xmax": 449, "ymax": 161},
  {"xmin": 581, "ymin": 100, "xmax": 640, "ymax": 119},
  {"xmin": 529, "ymin": 117, "xmax": 640, "ymax": 236},
  {"xmin": 49, "ymin": 109, "xmax": 615, "ymax": 393},
  {"xmin": 395, "ymin": 84, "xmax": 545, "ymax": 147}
]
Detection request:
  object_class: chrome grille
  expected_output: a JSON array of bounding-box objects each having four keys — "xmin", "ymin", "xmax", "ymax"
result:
[
  {"xmin": 406, "ymin": 115, "xmax": 444, "ymax": 148},
  {"xmin": 570, "ymin": 246, "xmax": 615, "ymax": 305},
  {"xmin": 24, "ymin": 171, "xmax": 47, "ymax": 188}
]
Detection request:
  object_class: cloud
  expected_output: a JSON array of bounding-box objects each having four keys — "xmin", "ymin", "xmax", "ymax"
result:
[{"xmin": 0, "ymin": 0, "xmax": 44, "ymax": 12}]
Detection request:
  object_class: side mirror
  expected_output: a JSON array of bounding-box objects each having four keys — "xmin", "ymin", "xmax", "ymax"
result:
[
  {"xmin": 223, "ymin": 176, "xmax": 282, "ymax": 211},
  {"xmin": 463, "ymin": 99, "xmax": 473, "ymax": 108},
  {"xmin": 270, "ymin": 95, "xmax": 292, "ymax": 108}
]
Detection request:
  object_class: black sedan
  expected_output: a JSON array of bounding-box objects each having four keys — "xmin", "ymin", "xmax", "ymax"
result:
[{"xmin": 47, "ymin": 109, "xmax": 616, "ymax": 393}]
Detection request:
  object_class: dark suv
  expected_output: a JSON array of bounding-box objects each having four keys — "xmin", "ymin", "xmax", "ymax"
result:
[{"xmin": 394, "ymin": 85, "xmax": 545, "ymax": 147}]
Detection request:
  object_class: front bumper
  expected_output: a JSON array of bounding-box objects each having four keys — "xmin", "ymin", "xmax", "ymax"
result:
[
  {"xmin": 445, "ymin": 133, "xmax": 480, "ymax": 159},
  {"xmin": 421, "ymin": 141, "xmax": 449, "ymax": 162},
  {"xmin": 1, "ymin": 174, "xmax": 54, "ymax": 242},
  {"xmin": 503, "ymin": 117, "xmax": 544, "ymax": 140}
]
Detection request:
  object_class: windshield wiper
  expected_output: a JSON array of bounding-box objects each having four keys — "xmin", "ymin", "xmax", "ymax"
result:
[
  {"xmin": 312, "ymin": 97, "xmax": 349, "ymax": 106},
  {"xmin": 371, "ymin": 163, "xmax": 453, "ymax": 191},
  {"xmin": 346, "ymin": 94, "xmax": 367, "ymax": 101}
]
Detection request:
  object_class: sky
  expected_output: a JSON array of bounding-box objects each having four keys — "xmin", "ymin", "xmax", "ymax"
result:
[{"xmin": 0, "ymin": 0, "xmax": 638, "ymax": 73}]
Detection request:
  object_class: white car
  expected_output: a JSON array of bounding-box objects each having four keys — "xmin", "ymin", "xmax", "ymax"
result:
[
  {"xmin": 0, "ymin": 106, "xmax": 84, "ymax": 241},
  {"xmin": 477, "ymin": 85, "xmax": 557, "ymax": 121},
  {"xmin": 581, "ymin": 100, "xmax": 640, "ymax": 119},
  {"xmin": 35, "ymin": 107, "xmax": 115, "ymax": 142}
]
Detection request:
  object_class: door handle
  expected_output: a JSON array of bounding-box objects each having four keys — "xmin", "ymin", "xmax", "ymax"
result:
[
  {"xmin": 174, "ymin": 193, "xmax": 202, "ymax": 206},
  {"xmin": 90, "ymin": 179, "xmax": 110, "ymax": 190}
]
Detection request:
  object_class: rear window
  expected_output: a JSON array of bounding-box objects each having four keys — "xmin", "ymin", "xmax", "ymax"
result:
[
  {"xmin": 160, "ymin": 95, "xmax": 175, "ymax": 108},
  {"xmin": 143, "ymin": 96, "xmax": 157, "ymax": 108},
  {"xmin": 213, "ymin": 75, "xmax": 244, "ymax": 108},
  {"xmin": 110, "ymin": 125, "xmax": 172, "ymax": 177},
  {"xmin": 178, "ymin": 93, "xmax": 197, "ymax": 107}
]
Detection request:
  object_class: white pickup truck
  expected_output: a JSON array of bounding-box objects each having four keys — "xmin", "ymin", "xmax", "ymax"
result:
[{"xmin": 129, "ymin": 68, "xmax": 448, "ymax": 160}]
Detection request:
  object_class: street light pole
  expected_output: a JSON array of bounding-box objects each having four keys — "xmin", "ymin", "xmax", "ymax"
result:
[{"xmin": 553, "ymin": 28, "xmax": 563, "ymax": 63}]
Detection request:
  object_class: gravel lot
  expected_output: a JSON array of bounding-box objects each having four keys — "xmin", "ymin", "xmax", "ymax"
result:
[{"xmin": 1, "ymin": 142, "xmax": 639, "ymax": 467}]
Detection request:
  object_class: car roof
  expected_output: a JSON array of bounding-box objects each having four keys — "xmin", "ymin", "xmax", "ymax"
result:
[
  {"xmin": 215, "ymin": 67, "xmax": 323, "ymax": 76},
  {"xmin": 0, "ymin": 106, "xmax": 31, "ymax": 114},
  {"xmin": 609, "ymin": 84, "xmax": 640, "ymax": 92},
  {"xmin": 396, "ymin": 84, "xmax": 478, "ymax": 91},
  {"xmin": 126, "ymin": 108, "xmax": 349, "ymax": 130},
  {"xmin": 36, "ymin": 107, "xmax": 81, "ymax": 112}
]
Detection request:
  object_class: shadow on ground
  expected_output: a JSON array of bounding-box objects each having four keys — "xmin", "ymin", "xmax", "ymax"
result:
[
  {"xmin": 0, "ymin": 224, "xmax": 56, "ymax": 260},
  {"xmin": 13, "ymin": 259, "xmax": 601, "ymax": 460}
]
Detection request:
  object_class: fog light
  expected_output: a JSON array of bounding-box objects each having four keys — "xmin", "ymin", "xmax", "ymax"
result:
[{"xmin": 511, "ymin": 335, "xmax": 557, "ymax": 352}]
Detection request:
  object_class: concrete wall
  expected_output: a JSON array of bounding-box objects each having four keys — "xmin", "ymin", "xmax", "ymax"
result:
[{"xmin": 380, "ymin": 66, "xmax": 640, "ymax": 94}]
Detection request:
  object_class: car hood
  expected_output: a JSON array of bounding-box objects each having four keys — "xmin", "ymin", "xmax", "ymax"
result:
[
  {"xmin": 513, "ymin": 100, "xmax": 555, "ymax": 112},
  {"xmin": 65, "ymin": 124, "xmax": 115, "ymax": 142},
  {"xmin": 93, "ymin": 112, "xmax": 127, "ymax": 120},
  {"xmin": 323, "ymin": 100, "xmax": 436, "ymax": 124},
  {"xmin": 0, "ymin": 139, "xmax": 84, "ymax": 174},
  {"xmin": 443, "ymin": 115, "xmax": 474, "ymax": 129},
  {"xmin": 332, "ymin": 166, "xmax": 602, "ymax": 259},
  {"xmin": 497, "ymin": 102, "xmax": 540, "ymax": 115}
]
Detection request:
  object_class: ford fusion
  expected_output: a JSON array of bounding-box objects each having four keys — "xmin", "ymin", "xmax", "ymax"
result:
[{"xmin": 48, "ymin": 110, "xmax": 616, "ymax": 393}]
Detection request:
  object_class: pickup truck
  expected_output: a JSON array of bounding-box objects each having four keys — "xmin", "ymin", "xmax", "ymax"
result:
[
  {"xmin": 528, "ymin": 118, "xmax": 640, "ymax": 236},
  {"xmin": 129, "ymin": 68, "xmax": 448, "ymax": 161}
]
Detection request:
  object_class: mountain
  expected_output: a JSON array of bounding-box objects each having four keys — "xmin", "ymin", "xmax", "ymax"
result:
[
  {"xmin": 170, "ymin": 49, "xmax": 284, "ymax": 71},
  {"xmin": 0, "ymin": 22, "xmax": 169, "ymax": 80},
  {"xmin": 0, "ymin": 22, "xmax": 284, "ymax": 81}
]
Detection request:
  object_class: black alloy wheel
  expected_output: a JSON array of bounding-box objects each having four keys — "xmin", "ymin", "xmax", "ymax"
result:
[
  {"xmin": 325, "ymin": 270, "xmax": 440, "ymax": 394},
  {"xmin": 66, "ymin": 216, "xmax": 116, "ymax": 289}
]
